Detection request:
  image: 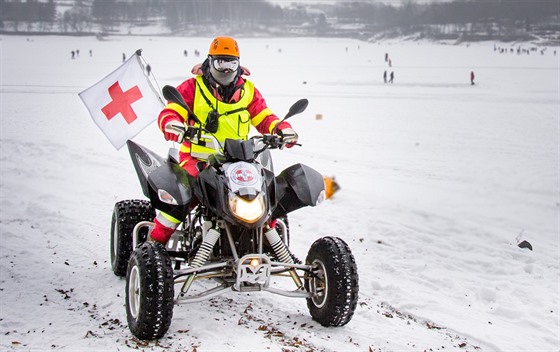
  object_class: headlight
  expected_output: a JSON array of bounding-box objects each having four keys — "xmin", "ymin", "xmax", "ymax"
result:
[{"xmin": 228, "ymin": 193, "xmax": 265, "ymax": 223}]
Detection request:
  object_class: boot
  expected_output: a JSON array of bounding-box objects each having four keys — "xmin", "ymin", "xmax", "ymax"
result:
[{"xmin": 148, "ymin": 218, "xmax": 176, "ymax": 244}]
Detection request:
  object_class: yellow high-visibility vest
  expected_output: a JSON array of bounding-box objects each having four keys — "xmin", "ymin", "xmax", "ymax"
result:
[{"xmin": 183, "ymin": 75, "xmax": 254, "ymax": 160}]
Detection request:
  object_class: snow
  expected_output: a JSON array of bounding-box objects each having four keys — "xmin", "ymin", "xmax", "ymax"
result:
[{"xmin": 0, "ymin": 35, "xmax": 559, "ymax": 351}]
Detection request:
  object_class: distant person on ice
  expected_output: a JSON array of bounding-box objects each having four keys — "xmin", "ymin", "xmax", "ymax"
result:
[
  {"xmin": 383, "ymin": 70, "xmax": 387, "ymax": 83},
  {"xmin": 148, "ymin": 36, "xmax": 299, "ymax": 244},
  {"xmin": 389, "ymin": 71, "xmax": 394, "ymax": 84},
  {"xmin": 470, "ymin": 71, "xmax": 475, "ymax": 85}
]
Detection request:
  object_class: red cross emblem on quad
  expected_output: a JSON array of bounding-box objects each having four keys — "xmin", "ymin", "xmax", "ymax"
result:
[
  {"xmin": 235, "ymin": 168, "xmax": 254, "ymax": 183},
  {"xmin": 101, "ymin": 82, "xmax": 143, "ymax": 124}
]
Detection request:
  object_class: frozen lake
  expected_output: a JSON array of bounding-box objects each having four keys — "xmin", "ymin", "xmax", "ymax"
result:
[{"xmin": 0, "ymin": 35, "xmax": 558, "ymax": 351}]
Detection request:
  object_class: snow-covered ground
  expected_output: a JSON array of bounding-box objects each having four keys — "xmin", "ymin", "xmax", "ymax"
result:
[{"xmin": 0, "ymin": 35, "xmax": 558, "ymax": 351}]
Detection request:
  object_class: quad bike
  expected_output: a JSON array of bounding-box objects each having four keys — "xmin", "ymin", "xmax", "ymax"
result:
[{"xmin": 110, "ymin": 86, "xmax": 359, "ymax": 340}]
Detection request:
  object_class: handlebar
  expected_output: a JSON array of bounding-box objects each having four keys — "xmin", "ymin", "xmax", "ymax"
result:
[
  {"xmin": 181, "ymin": 124, "xmax": 299, "ymax": 158},
  {"xmin": 162, "ymin": 85, "xmax": 307, "ymax": 156}
]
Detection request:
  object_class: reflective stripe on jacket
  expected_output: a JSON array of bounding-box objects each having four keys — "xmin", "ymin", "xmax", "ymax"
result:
[{"xmin": 158, "ymin": 75, "xmax": 287, "ymax": 163}]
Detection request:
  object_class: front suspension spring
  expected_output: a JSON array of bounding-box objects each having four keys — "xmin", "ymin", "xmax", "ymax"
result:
[
  {"xmin": 265, "ymin": 227, "xmax": 293, "ymax": 264},
  {"xmin": 190, "ymin": 228, "xmax": 221, "ymax": 268}
]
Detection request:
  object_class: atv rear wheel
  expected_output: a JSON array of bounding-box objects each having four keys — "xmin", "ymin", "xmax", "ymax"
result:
[
  {"xmin": 126, "ymin": 241, "xmax": 174, "ymax": 340},
  {"xmin": 305, "ymin": 236, "xmax": 359, "ymax": 327},
  {"xmin": 110, "ymin": 199, "xmax": 154, "ymax": 277}
]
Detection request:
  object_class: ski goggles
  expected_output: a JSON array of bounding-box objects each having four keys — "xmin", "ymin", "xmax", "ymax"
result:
[{"xmin": 211, "ymin": 57, "xmax": 239, "ymax": 73}]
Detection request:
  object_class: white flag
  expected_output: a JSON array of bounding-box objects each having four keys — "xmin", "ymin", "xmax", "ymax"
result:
[{"xmin": 79, "ymin": 52, "xmax": 163, "ymax": 150}]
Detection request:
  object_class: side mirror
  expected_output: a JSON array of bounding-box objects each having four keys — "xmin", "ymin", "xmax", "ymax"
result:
[
  {"xmin": 162, "ymin": 85, "xmax": 201, "ymax": 124},
  {"xmin": 162, "ymin": 85, "xmax": 186, "ymax": 107},
  {"xmin": 284, "ymin": 98, "xmax": 309, "ymax": 120}
]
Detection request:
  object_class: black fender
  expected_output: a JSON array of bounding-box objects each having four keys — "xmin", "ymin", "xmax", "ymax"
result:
[
  {"xmin": 127, "ymin": 140, "xmax": 166, "ymax": 198},
  {"xmin": 272, "ymin": 163, "xmax": 325, "ymax": 219},
  {"xmin": 147, "ymin": 163, "xmax": 195, "ymax": 220},
  {"xmin": 127, "ymin": 140, "xmax": 195, "ymax": 220}
]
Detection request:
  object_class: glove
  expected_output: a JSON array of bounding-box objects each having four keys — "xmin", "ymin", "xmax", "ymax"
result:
[
  {"xmin": 163, "ymin": 120, "xmax": 185, "ymax": 142},
  {"xmin": 278, "ymin": 127, "xmax": 298, "ymax": 149}
]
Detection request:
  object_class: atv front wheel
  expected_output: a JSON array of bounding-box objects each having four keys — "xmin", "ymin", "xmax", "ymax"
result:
[
  {"xmin": 110, "ymin": 199, "xmax": 154, "ymax": 276},
  {"xmin": 305, "ymin": 236, "xmax": 359, "ymax": 327},
  {"xmin": 126, "ymin": 241, "xmax": 174, "ymax": 340}
]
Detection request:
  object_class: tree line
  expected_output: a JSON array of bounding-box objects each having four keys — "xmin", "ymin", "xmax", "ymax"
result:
[
  {"xmin": 329, "ymin": 0, "xmax": 557, "ymax": 27},
  {"xmin": 324, "ymin": 0, "xmax": 558, "ymax": 40},
  {"xmin": 1, "ymin": 0, "xmax": 558, "ymax": 40}
]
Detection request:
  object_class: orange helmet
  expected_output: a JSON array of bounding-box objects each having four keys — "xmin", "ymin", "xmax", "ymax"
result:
[{"xmin": 209, "ymin": 36, "xmax": 240, "ymax": 58}]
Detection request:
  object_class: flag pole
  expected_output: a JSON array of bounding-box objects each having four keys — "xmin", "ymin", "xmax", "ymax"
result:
[{"xmin": 134, "ymin": 49, "xmax": 164, "ymax": 107}]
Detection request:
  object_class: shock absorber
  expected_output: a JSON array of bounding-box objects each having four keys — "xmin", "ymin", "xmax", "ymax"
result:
[
  {"xmin": 179, "ymin": 227, "xmax": 221, "ymax": 297},
  {"xmin": 264, "ymin": 226, "xmax": 303, "ymax": 288},
  {"xmin": 265, "ymin": 227, "xmax": 293, "ymax": 264},
  {"xmin": 190, "ymin": 227, "xmax": 221, "ymax": 268}
]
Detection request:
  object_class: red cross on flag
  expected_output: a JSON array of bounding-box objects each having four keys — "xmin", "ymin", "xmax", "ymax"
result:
[{"xmin": 79, "ymin": 52, "xmax": 163, "ymax": 150}]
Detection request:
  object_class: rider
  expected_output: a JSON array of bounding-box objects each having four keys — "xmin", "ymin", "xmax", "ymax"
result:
[{"xmin": 149, "ymin": 36, "xmax": 298, "ymax": 244}]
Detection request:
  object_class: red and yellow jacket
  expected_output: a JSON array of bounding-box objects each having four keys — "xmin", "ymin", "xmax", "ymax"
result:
[{"xmin": 158, "ymin": 75, "xmax": 291, "ymax": 171}]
